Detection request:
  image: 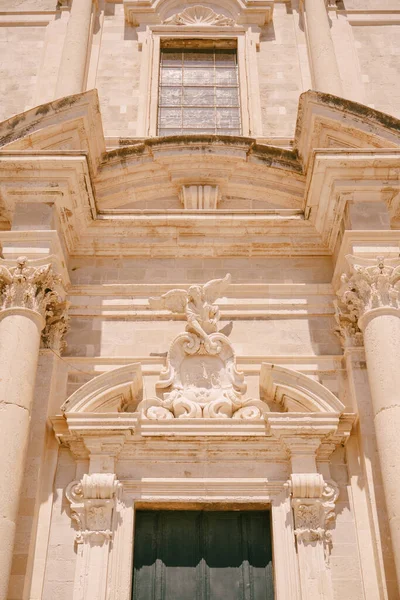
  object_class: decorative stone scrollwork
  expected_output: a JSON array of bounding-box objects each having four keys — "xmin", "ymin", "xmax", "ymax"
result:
[
  {"xmin": 164, "ymin": 6, "xmax": 235, "ymax": 26},
  {"xmin": 337, "ymin": 255, "xmax": 400, "ymax": 322},
  {"xmin": 290, "ymin": 474, "xmax": 339, "ymax": 550},
  {"xmin": 66, "ymin": 473, "xmax": 121, "ymax": 545},
  {"xmin": 143, "ymin": 275, "xmax": 268, "ymax": 419}
]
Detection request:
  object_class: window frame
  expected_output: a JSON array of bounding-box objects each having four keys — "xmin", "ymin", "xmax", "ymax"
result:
[
  {"xmin": 157, "ymin": 44, "xmax": 242, "ymax": 137},
  {"xmin": 136, "ymin": 26, "xmax": 263, "ymax": 138}
]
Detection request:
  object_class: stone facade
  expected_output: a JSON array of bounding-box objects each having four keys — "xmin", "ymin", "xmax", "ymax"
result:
[{"xmin": 0, "ymin": 1, "xmax": 400, "ymax": 599}]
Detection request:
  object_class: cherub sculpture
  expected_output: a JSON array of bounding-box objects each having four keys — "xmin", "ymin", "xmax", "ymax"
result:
[{"xmin": 149, "ymin": 274, "xmax": 231, "ymax": 348}]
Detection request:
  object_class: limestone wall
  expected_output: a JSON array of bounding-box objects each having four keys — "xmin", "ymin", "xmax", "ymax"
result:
[
  {"xmin": 94, "ymin": 3, "xmax": 141, "ymax": 138},
  {"xmin": 353, "ymin": 25, "xmax": 400, "ymax": 118},
  {"xmin": 0, "ymin": 26, "xmax": 46, "ymax": 122},
  {"xmin": 257, "ymin": 2, "xmax": 310, "ymax": 138},
  {"xmin": 0, "ymin": 1, "xmax": 400, "ymax": 137}
]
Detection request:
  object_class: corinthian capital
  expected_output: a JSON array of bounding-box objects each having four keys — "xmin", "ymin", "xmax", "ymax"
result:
[
  {"xmin": 336, "ymin": 255, "xmax": 400, "ymax": 326},
  {"xmin": 0, "ymin": 257, "xmax": 68, "ymax": 345}
]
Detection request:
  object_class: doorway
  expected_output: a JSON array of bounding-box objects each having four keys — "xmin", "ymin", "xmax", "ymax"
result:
[{"xmin": 132, "ymin": 510, "xmax": 274, "ymax": 600}]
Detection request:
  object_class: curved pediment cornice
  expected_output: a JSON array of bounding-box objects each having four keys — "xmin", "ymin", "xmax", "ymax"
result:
[
  {"xmin": 1, "ymin": 90, "xmax": 400, "ymax": 256},
  {"xmin": 61, "ymin": 363, "xmax": 143, "ymax": 413},
  {"xmin": 260, "ymin": 363, "xmax": 345, "ymax": 414}
]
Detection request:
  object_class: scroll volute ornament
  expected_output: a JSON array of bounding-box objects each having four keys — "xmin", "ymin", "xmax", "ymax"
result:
[
  {"xmin": 66, "ymin": 474, "xmax": 121, "ymax": 544},
  {"xmin": 144, "ymin": 275, "xmax": 268, "ymax": 419},
  {"xmin": 290, "ymin": 474, "xmax": 339, "ymax": 548}
]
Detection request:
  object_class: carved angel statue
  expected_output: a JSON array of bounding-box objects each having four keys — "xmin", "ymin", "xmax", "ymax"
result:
[{"xmin": 149, "ymin": 274, "xmax": 231, "ymax": 346}]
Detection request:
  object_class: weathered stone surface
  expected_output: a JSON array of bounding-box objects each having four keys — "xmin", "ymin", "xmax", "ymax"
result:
[{"xmin": 0, "ymin": 1, "xmax": 400, "ymax": 599}]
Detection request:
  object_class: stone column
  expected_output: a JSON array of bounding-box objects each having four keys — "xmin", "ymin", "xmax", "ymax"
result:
[
  {"xmin": 337, "ymin": 255, "xmax": 400, "ymax": 588},
  {"xmin": 301, "ymin": 0, "xmax": 343, "ymax": 96},
  {"xmin": 0, "ymin": 257, "xmax": 65, "ymax": 600},
  {"xmin": 55, "ymin": 0, "xmax": 94, "ymax": 98}
]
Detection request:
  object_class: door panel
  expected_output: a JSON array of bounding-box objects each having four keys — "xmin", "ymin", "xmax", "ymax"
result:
[{"xmin": 132, "ymin": 510, "xmax": 274, "ymax": 600}]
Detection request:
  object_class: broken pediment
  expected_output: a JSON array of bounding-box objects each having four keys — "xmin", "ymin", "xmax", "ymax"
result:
[
  {"xmin": 61, "ymin": 363, "xmax": 143, "ymax": 413},
  {"xmin": 260, "ymin": 363, "xmax": 345, "ymax": 414},
  {"xmin": 1, "ymin": 90, "xmax": 400, "ymax": 256}
]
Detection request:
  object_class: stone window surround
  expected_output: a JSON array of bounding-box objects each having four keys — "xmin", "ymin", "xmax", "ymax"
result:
[{"xmin": 136, "ymin": 25, "xmax": 263, "ymax": 138}]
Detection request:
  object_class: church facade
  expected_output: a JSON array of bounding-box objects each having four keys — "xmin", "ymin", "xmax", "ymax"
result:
[{"xmin": 0, "ymin": 0, "xmax": 400, "ymax": 599}]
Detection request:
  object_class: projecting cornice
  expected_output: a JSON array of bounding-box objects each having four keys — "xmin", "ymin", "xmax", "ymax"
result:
[
  {"xmin": 0, "ymin": 90, "xmax": 400, "ymax": 257},
  {"xmin": 123, "ymin": 0, "xmax": 274, "ymax": 27}
]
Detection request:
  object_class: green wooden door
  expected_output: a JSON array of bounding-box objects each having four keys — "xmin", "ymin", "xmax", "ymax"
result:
[{"xmin": 132, "ymin": 510, "xmax": 274, "ymax": 600}]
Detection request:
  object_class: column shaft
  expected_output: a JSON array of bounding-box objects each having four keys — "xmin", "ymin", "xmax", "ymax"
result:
[
  {"xmin": 361, "ymin": 310, "xmax": 400, "ymax": 585},
  {"xmin": 303, "ymin": 0, "xmax": 343, "ymax": 96},
  {"xmin": 55, "ymin": 0, "xmax": 94, "ymax": 98},
  {"xmin": 0, "ymin": 310, "xmax": 43, "ymax": 600}
]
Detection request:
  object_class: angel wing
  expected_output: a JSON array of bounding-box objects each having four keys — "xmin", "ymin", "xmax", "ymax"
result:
[
  {"xmin": 149, "ymin": 289, "xmax": 188, "ymax": 313},
  {"xmin": 202, "ymin": 273, "xmax": 231, "ymax": 303},
  {"xmin": 0, "ymin": 265, "xmax": 12, "ymax": 286}
]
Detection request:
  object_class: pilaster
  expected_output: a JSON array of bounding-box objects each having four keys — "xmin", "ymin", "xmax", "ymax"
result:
[
  {"xmin": 66, "ymin": 437, "xmax": 126, "ymax": 600},
  {"xmin": 270, "ymin": 424, "xmax": 340, "ymax": 600}
]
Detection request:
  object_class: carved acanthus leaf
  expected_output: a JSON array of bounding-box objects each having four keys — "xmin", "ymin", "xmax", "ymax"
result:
[
  {"xmin": 334, "ymin": 299, "xmax": 363, "ymax": 348},
  {"xmin": 0, "ymin": 256, "xmax": 65, "ymax": 320},
  {"xmin": 41, "ymin": 300, "xmax": 70, "ymax": 353},
  {"xmin": 164, "ymin": 5, "xmax": 235, "ymax": 26}
]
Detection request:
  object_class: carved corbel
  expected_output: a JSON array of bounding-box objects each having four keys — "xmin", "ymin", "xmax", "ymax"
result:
[
  {"xmin": 66, "ymin": 473, "xmax": 122, "ymax": 545},
  {"xmin": 290, "ymin": 474, "xmax": 339, "ymax": 552}
]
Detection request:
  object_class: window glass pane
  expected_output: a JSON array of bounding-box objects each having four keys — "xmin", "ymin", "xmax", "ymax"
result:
[
  {"xmin": 215, "ymin": 51, "xmax": 236, "ymax": 66},
  {"xmin": 158, "ymin": 47, "xmax": 241, "ymax": 136},
  {"xmin": 184, "ymin": 68, "xmax": 214, "ymax": 86},
  {"xmin": 159, "ymin": 87, "xmax": 182, "ymax": 106},
  {"xmin": 216, "ymin": 108, "xmax": 240, "ymax": 128},
  {"xmin": 161, "ymin": 52, "xmax": 182, "ymax": 66},
  {"xmin": 183, "ymin": 52, "xmax": 214, "ymax": 67},
  {"xmin": 183, "ymin": 108, "xmax": 215, "ymax": 128},
  {"xmin": 215, "ymin": 68, "xmax": 238, "ymax": 86},
  {"xmin": 183, "ymin": 87, "xmax": 214, "ymax": 106},
  {"xmin": 158, "ymin": 128, "xmax": 183, "ymax": 136},
  {"xmin": 160, "ymin": 68, "xmax": 182, "ymax": 85},
  {"xmin": 217, "ymin": 129, "xmax": 240, "ymax": 135},
  {"xmin": 159, "ymin": 107, "xmax": 181, "ymax": 127},
  {"xmin": 181, "ymin": 129, "xmax": 216, "ymax": 134},
  {"xmin": 215, "ymin": 88, "xmax": 239, "ymax": 107}
]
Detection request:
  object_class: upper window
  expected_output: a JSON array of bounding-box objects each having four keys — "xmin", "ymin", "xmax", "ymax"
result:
[{"xmin": 157, "ymin": 41, "xmax": 241, "ymax": 136}]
